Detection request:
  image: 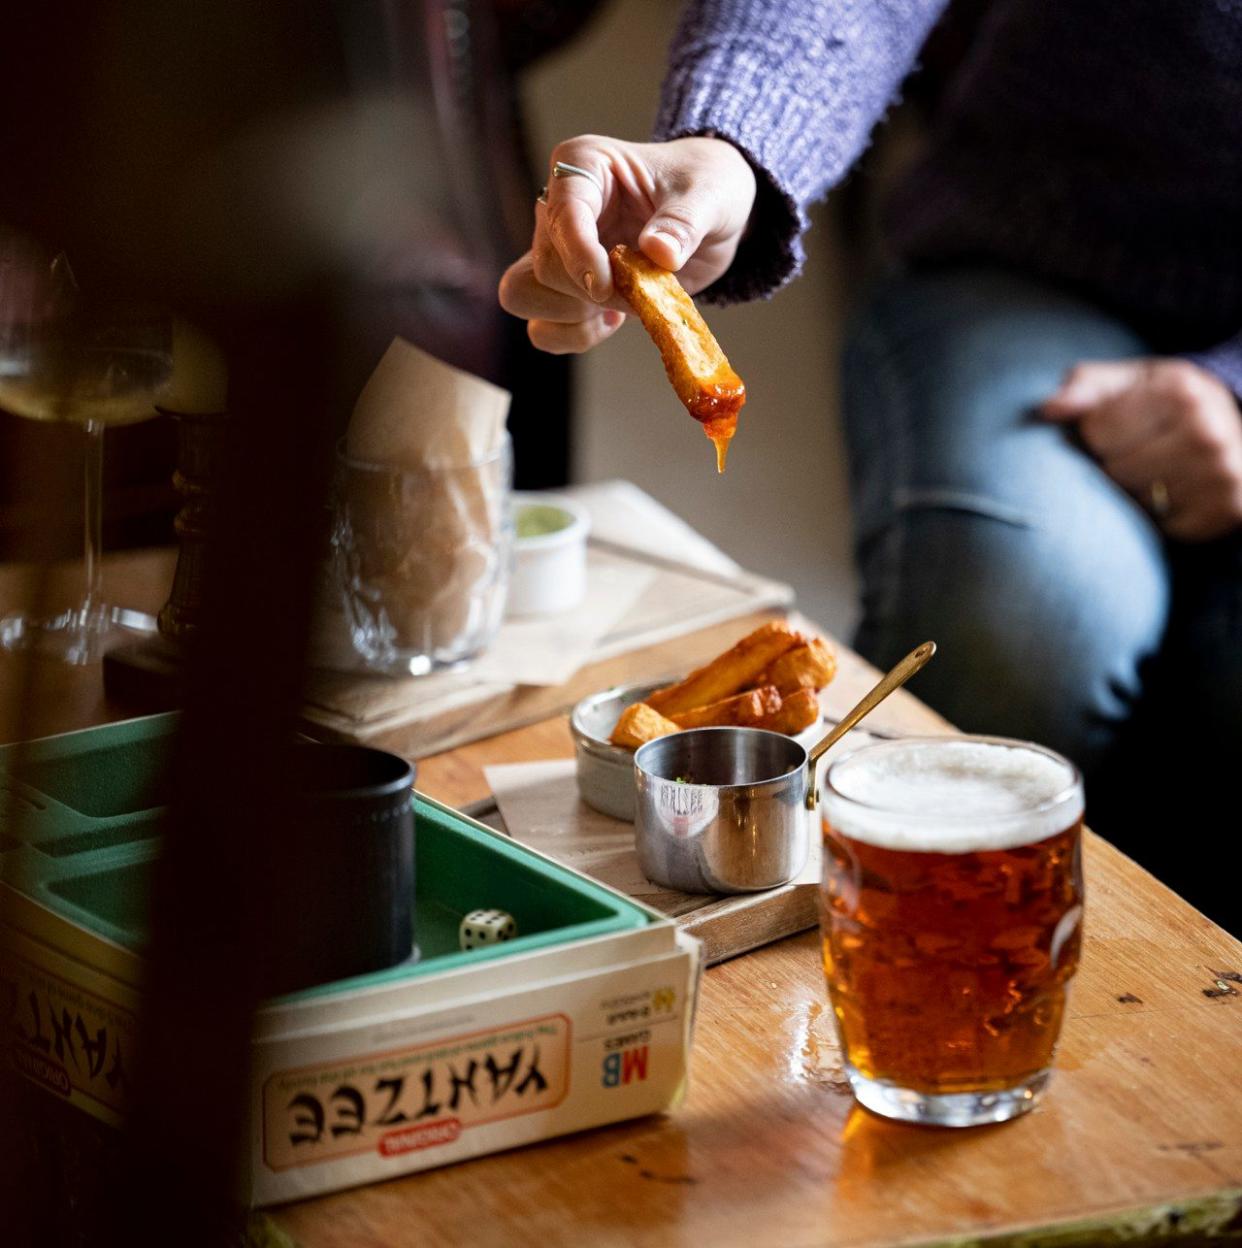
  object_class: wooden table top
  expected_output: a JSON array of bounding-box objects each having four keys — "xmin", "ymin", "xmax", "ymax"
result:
[
  {"xmin": 271, "ymin": 668, "xmax": 1242, "ymax": 1248},
  {"xmin": 3, "ymin": 549, "xmax": 1240, "ymax": 1247}
]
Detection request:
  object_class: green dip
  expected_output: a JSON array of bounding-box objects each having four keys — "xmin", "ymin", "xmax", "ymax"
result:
[{"xmin": 516, "ymin": 503, "xmax": 573, "ymax": 539}]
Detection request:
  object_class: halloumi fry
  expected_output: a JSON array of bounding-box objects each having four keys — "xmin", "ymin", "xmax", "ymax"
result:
[
  {"xmin": 761, "ymin": 638, "xmax": 837, "ymax": 694},
  {"xmin": 755, "ymin": 688, "xmax": 820, "ymax": 735},
  {"xmin": 609, "ymin": 702, "xmax": 682, "ymax": 749},
  {"xmin": 609, "ymin": 244, "xmax": 745, "ymax": 473},
  {"xmin": 647, "ymin": 621, "xmax": 803, "ymax": 715},
  {"xmin": 669, "ymin": 685, "xmax": 782, "ymax": 729}
]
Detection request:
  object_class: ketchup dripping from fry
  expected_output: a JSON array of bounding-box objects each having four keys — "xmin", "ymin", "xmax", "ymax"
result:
[{"xmin": 689, "ymin": 379, "xmax": 745, "ymax": 474}]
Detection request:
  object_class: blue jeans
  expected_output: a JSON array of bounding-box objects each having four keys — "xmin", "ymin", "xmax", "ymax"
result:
[{"xmin": 842, "ymin": 267, "xmax": 1241, "ymax": 928}]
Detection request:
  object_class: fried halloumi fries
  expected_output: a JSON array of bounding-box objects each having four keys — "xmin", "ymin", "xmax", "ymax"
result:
[
  {"xmin": 761, "ymin": 638, "xmax": 837, "ymax": 694},
  {"xmin": 669, "ymin": 685, "xmax": 782, "ymax": 730},
  {"xmin": 609, "ymin": 702, "xmax": 682, "ymax": 749},
  {"xmin": 755, "ymin": 688, "xmax": 821, "ymax": 735},
  {"xmin": 646, "ymin": 621, "xmax": 802, "ymax": 716},
  {"xmin": 609, "ymin": 244, "xmax": 745, "ymax": 473},
  {"xmin": 608, "ymin": 623, "xmax": 837, "ymax": 751}
]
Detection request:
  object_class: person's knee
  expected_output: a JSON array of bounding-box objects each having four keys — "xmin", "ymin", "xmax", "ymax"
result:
[
  {"xmin": 842, "ymin": 266, "xmax": 1172, "ymax": 768},
  {"xmin": 853, "ymin": 503, "xmax": 1170, "ymax": 770},
  {"xmin": 842, "ymin": 269, "xmax": 1153, "ymax": 546}
]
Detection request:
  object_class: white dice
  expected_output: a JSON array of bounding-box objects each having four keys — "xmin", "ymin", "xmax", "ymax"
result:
[{"xmin": 459, "ymin": 908, "xmax": 517, "ymax": 950}]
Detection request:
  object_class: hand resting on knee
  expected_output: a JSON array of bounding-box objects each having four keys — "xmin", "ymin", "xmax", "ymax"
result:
[{"xmin": 1043, "ymin": 359, "xmax": 1242, "ymax": 541}]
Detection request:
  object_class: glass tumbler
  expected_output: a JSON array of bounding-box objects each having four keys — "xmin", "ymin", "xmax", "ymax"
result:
[
  {"xmin": 818, "ymin": 735, "xmax": 1085, "ymax": 1127},
  {"xmin": 332, "ymin": 435, "xmax": 513, "ymax": 675}
]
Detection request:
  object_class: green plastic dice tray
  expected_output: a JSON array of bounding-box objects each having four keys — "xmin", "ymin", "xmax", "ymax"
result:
[{"xmin": 0, "ymin": 713, "xmax": 652, "ymax": 999}]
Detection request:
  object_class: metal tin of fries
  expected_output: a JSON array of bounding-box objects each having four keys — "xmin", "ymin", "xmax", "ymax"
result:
[
  {"xmin": 572, "ymin": 679, "xmax": 825, "ymax": 822},
  {"xmin": 633, "ymin": 728, "xmax": 811, "ymax": 894},
  {"xmin": 571, "ymin": 679, "xmax": 667, "ymax": 821}
]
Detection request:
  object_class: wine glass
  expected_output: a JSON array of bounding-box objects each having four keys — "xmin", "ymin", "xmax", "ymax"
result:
[{"xmin": 0, "ymin": 238, "xmax": 173, "ymax": 664}]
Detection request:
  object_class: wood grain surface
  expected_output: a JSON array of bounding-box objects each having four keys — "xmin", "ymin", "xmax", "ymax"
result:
[
  {"xmin": 483, "ymin": 756, "xmax": 823, "ymax": 965},
  {"xmin": 266, "ymin": 831, "xmax": 1242, "ymax": 1248},
  {"xmin": 267, "ymin": 615, "xmax": 1242, "ymax": 1248}
]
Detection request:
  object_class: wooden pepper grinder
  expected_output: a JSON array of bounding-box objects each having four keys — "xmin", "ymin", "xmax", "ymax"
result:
[{"xmin": 102, "ymin": 322, "xmax": 228, "ymax": 707}]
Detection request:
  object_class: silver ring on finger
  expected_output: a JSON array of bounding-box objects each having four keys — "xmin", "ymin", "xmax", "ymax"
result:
[
  {"xmin": 1148, "ymin": 478, "xmax": 1171, "ymax": 519},
  {"xmin": 551, "ymin": 160, "xmax": 603, "ymax": 193}
]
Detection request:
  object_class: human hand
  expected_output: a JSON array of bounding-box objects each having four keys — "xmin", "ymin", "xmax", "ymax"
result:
[
  {"xmin": 497, "ymin": 135, "xmax": 756, "ymax": 355},
  {"xmin": 1042, "ymin": 359, "xmax": 1242, "ymax": 541}
]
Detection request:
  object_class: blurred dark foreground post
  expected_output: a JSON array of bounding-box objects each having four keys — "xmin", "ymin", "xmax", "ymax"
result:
[{"xmin": 0, "ymin": 2, "xmax": 363, "ymax": 1243}]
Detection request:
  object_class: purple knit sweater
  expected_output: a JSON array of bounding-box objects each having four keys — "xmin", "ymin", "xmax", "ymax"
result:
[{"xmin": 653, "ymin": 0, "xmax": 1242, "ymax": 394}]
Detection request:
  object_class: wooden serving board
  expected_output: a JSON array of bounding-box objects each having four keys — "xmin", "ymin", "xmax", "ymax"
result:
[
  {"xmin": 462, "ymin": 790, "xmax": 819, "ymax": 968},
  {"xmin": 474, "ymin": 719, "xmax": 879, "ymax": 968}
]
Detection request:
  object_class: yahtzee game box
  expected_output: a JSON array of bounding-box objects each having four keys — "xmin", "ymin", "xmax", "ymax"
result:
[{"xmin": 0, "ymin": 714, "xmax": 701, "ymax": 1205}]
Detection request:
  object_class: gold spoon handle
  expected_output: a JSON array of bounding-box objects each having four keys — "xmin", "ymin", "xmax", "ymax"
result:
[{"xmin": 805, "ymin": 640, "xmax": 936, "ymax": 809}]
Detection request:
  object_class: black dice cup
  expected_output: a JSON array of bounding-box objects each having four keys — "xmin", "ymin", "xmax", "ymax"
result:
[{"xmin": 265, "ymin": 743, "xmax": 415, "ymax": 995}]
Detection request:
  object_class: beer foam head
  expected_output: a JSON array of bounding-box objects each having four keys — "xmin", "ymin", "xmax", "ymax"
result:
[{"xmin": 821, "ymin": 738, "xmax": 1083, "ymax": 853}]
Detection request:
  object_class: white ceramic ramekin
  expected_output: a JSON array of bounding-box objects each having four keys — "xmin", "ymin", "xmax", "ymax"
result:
[{"xmin": 506, "ymin": 493, "xmax": 590, "ymax": 616}]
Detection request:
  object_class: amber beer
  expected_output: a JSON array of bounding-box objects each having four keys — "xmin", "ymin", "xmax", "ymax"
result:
[{"xmin": 819, "ymin": 736, "xmax": 1084, "ymax": 1126}]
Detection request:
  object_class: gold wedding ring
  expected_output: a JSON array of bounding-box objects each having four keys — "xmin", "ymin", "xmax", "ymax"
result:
[{"xmin": 1148, "ymin": 478, "xmax": 1171, "ymax": 518}]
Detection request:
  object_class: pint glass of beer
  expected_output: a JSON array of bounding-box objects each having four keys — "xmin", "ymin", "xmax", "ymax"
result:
[{"xmin": 818, "ymin": 736, "xmax": 1084, "ymax": 1127}]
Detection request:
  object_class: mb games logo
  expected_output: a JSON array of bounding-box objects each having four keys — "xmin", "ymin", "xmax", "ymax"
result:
[
  {"xmin": 601, "ymin": 987, "xmax": 676, "ymax": 1088},
  {"xmin": 601, "ymin": 1041, "xmax": 648, "ymax": 1088}
]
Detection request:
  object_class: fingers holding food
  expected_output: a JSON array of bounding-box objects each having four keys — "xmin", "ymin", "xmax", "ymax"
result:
[
  {"xmin": 543, "ymin": 188, "xmax": 613, "ymax": 304},
  {"xmin": 531, "ymin": 223, "xmax": 601, "ymax": 305},
  {"xmin": 610, "ymin": 702, "xmax": 683, "ymax": 749},
  {"xmin": 500, "ymin": 250, "xmax": 628, "ymax": 355},
  {"xmin": 762, "ymin": 638, "xmax": 837, "ymax": 694},
  {"xmin": 501, "ymin": 137, "xmax": 754, "ymax": 369},
  {"xmin": 542, "ymin": 137, "xmax": 613, "ymax": 301},
  {"xmin": 498, "ymin": 253, "xmax": 590, "ymax": 322},
  {"xmin": 755, "ymin": 688, "xmax": 820, "ymax": 735},
  {"xmin": 521, "ymin": 196, "xmax": 628, "ymax": 315},
  {"xmin": 647, "ymin": 621, "xmax": 803, "ymax": 716},
  {"xmin": 608, "ymin": 243, "xmax": 745, "ymax": 472},
  {"xmin": 639, "ymin": 137, "xmax": 757, "ymax": 280},
  {"xmin": 669, "ymin": 685, "xmax": 782, "ymax": 729},
  {"xmin": 527, "ymin": 310, "xmax": 626, "ymax": 355}
]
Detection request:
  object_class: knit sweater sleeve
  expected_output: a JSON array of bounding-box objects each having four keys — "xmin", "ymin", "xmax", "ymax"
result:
[
  {"xmin": 652, "ymin": 0, "xmax": 948, "ymax": 304},
  {"xmin": 1185, "ymin": 335, "xmax": 1242, "ymax": 403}
]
